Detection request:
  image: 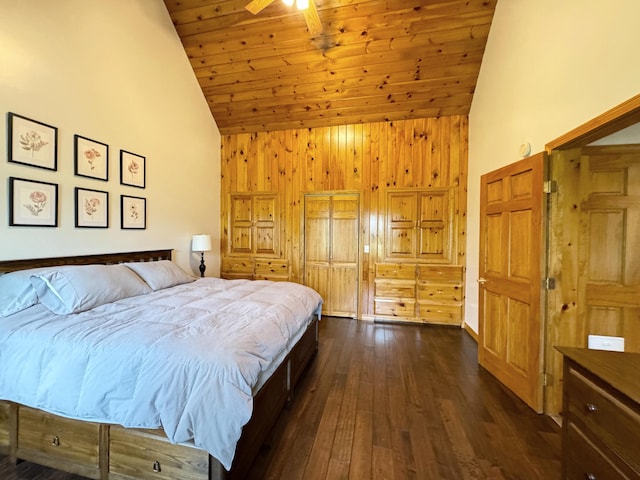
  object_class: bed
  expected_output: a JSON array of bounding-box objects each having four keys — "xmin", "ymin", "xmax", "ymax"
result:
[{"xmin": 0, "ymin": 249, "xmax": 322, "ymax": 480}]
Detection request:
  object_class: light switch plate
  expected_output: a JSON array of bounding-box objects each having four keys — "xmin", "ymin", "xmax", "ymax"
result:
[{"xmin": 587, "ymin": 335, "xmax": 624, "ymax": 352}]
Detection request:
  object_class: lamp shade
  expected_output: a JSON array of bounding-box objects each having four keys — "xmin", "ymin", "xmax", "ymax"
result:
[{"xmin": 192, "ymin": 234, "xmax": 212, "ymax": 252}]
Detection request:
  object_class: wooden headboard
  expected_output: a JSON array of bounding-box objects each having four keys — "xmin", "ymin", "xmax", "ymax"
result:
[{"xmin": 0, "ymin": 249, "xmax": 172, "ymax": 274}]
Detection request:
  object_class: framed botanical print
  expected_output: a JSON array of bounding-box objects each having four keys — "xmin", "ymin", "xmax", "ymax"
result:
[
  {"xmin": 75, "ymin": 135, "xmax": 109, "ymax": 181},
  {"xmin": 120, "ymin": 150, "xmax": 145, "ymax": 188},
  {"xmin": 121, "ymin": 195, "xmax": 146, "ymax": 229},
  {"xmin": 8, "ymin": 113, "xmax": 58, "ymax": 171},
  {"xmin": 75, "ymin": 187, "xmax": 109, "ymax": 228},
  {"xmin": 9, "ymin": 177, "xmax": 58, "ymax": 227}
]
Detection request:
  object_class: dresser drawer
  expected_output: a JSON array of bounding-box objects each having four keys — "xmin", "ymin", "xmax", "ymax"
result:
[
  {"xmin": 566, "ymin": 365, "xmax": 640, "ymax": 473},
  {"xmin": 109, "ymin": 427, "xmax": 208, "ymax": 480},
  {"xmin": 17, "ymin": 406, "xmax": 102, "ymax": 476},
  {"xmin": 565, "ymin": 422, "xmax": 636, "ymax": 480},
  {"xmin": 0, "ymin": 401, "xmax": 10, "ymax": 453}
]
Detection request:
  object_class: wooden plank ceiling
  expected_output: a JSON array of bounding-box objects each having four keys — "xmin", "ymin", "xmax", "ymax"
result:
[{"xmin": 164, "ymin": 0, "xmax": 497, "ymax": 134}]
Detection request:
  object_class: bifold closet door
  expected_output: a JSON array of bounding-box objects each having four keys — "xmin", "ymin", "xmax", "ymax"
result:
[{"xmin": 304, "ymin": 194, "xmax": 359, "ymax": 318}]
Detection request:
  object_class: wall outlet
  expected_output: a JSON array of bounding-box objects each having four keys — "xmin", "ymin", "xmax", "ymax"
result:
[{"xmin": 587, "ymin": 335, "xmax": 625, "ymax": 352}]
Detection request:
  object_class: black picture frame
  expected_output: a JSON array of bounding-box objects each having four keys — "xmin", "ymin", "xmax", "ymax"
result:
[
  {"xmin": 8, "ymin": 112, "xmax": 58, "ymax": 171},
  {"xmin": 120, "ymin": 150, "xmax": 146, "ymax": 188},
  {"xmin": 9, "ymin": 177, "xmax": 59, "ymax": 227},
  {"xmin": 75, "ymin": 187, "xmax": 109, "ymax": 228},
  {"xmin": 121, "ymin": 195, "xmax": 146, "ymax": 229},
  {"xmin": 74, "ymin": 135, "xmax": 109, "ymax": 181}
]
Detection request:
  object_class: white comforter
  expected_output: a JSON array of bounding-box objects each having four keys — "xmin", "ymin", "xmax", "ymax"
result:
[{"xmin": 0, "ymin": 278, "xmax": 322, "ymax": 470}]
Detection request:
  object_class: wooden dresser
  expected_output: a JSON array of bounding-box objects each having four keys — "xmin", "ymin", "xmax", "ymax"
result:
[{"xmin": 557, "ymin": 347, "xmax": 640, "ymax": 480}]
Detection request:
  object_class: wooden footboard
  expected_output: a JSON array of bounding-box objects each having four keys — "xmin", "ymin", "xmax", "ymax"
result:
[{"xmin": 0, "ymin": 247, "xmax": 319, "ymax": 480}]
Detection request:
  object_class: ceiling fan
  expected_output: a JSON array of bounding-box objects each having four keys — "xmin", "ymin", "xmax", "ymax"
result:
[{"xmin": 245, "ymin": 0, "xmax": 323, "ymax": 35}]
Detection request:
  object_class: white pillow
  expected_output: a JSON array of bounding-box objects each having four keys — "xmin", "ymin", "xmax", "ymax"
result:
[
  {"xmin": 124, "ymin": 260, "xmax": 195, "ymax": 291},
  {"xmin": 0, "ymin": 267, "xmax": 52, "ymax": 316},
  {"xmin": 30, "ymin": 264, "xmax": 152, "ymax": 315}
]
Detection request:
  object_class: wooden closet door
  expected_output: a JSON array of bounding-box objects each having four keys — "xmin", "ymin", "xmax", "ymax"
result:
[
  {"xmin": 304, "ymin": 195, "xmax": 331, "ymax": 309},
  {"xmin": 304, "ymin": 194, "xmax": 359, "ymax": 318},
  {"xmin": 478, "ymin": 153, "xmax": 545, "ymax": 413}
]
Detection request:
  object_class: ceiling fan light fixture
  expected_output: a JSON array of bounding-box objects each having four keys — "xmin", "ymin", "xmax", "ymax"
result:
[
  {"xmin": 282, "ymin": 0, "xmax": 294, "ymax": 6},
  {"xmin": 296, "ymin": 0, "xmax": 309, "ymax": 10}
]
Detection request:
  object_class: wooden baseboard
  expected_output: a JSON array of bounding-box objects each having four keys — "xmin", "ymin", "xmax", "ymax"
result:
[{"xmin": 463, "ymin": 323, "xmax": 478, "ymax": 342}]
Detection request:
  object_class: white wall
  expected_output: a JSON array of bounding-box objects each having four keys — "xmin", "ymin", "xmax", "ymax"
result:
[
  {"xmin": 0, "ymin": 0, "xmax": 221, "ymax": 276},
  {"xmin": 466, "ymin": 0, "xmax": 640, "ymax": 332}
]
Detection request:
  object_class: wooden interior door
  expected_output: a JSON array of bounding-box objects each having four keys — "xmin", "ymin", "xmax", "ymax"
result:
[
  {"xmin": 478, "ymin": 153, "xmax": 545, "ymax": 413},
  {"xmin": 577, "ymin": 146, "xmax": 640, "ymax": 351},
  {"xmin": 304, "ymin": 193, "xmax": 359, "ymax": 317}
]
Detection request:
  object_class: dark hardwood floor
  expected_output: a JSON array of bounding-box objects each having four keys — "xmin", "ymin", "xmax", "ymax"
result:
[{"xmin": 0, "ymin": 316, "xmax": 561, "ymax": 479}]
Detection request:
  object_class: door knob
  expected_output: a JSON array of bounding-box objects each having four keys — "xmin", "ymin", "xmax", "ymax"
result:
[{"xmin": 477, "ymin": 277, "xmax": 487, "ymax": 285}]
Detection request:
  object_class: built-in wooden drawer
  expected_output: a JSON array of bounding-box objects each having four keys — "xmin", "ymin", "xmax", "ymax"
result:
[
  {"xmin": 221, "ymin": 257, "xmax": 253, "ymax": 279},
  {"xmin": 17, "ymin": 406, "xmax": 102, "ymax": 478},
  {"xmin": 565, "ymin": 421, "xmax": 632, "ymax": 480},
  {"xmin": 417, "ymin": 264, "xmax": 463, "ymax": 282},
  {"xmin": 375, "ymin": 263, "xmax": 416, "ymax": 280},
  {"xmin": 416, "ymin": 264, "xmax": 463, "ymax": 325},
  {"xmin": 222, "ymin": 257, "xmax": 290, "ymax": 281},
  {"xmin": 374, "ymin": 279, "xmax": 415, "ymax": 298},
  {"xmin": 565, "ymin": 365, "xmax": 640, "ymax": 473},
  {"xmin": 416, "ymin": 303, "xmax": 462, "ymax": 325},
  {"xmin": 374, "ymin": 298, "xmax": 415, "ymax": 317},
  {"xmin": 254, "ymin": 259, "xmax": 289, "ymax": 281},
  {"xmin": 416, "ymin": 283, "xmax": 462, "ymax": 303},
  {"xmin": 0, "ymin": 401, "xmax": 10, "ymax": 453},
  {"xmin": 109, "ymin": 427, "xmax": 209, "ymax": 480}
]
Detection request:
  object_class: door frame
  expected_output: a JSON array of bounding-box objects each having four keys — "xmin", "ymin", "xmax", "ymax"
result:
[{"xmin": 542, "ymin": 94, "xmax": 640, "ymax": 415}]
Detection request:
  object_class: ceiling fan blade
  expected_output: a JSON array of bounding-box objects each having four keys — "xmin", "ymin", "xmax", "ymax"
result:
[
  {"xmin": 302, "ymin": 0, "xmax": 323, "ymax": 35},
  {"xmin": 245, "ymin": 0, "xmax": 276, "ymax": 15}
]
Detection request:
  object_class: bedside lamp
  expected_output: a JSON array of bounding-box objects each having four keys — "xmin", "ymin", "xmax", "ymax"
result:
[{"xmin": 192, "ymin": 234, "xmax": 212, "ymax": 277}]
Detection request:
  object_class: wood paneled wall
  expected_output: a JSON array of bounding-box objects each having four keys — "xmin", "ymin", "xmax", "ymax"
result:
[{"xmin": 220, "ymin": 116, "xmax": 468, "ymax": 319}]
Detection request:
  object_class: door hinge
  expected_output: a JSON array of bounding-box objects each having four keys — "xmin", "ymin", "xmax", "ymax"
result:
[
  {"xmin": 544, "ymin": 277, "xmax": 556, "ymax": 290},
  {"xmin": 543, "ymin": 180, "xmax": 557, "ymax": 193},
  {"xmin": 542, "ymin": 372, "xmax": 551, "ymax": 387}
]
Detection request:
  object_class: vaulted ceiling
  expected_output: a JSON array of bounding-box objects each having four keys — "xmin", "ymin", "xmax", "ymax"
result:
[{"xmin": 164, "ymin": 0, "xmax": 497, "ymax": 134}]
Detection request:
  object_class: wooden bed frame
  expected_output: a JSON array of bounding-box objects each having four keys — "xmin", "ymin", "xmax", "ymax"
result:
[{"xmin": 0, "ymin": 249, "xmax": 319, "ymax": 480}]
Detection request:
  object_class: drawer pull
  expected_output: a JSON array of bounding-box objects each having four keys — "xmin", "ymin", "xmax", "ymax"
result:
[
  {"xmin": 51, "ymin": 435, "xmax": 60, "ymax": 447},
  {"xmin": 586, "ymin": 474, "xmax": 597, "ymax": 480},
  {"xmin": 584, "ymin": 403, "xmax": 598, "ymax": 413},
  {"xmin": 152, "ymin": 460, "xmax": 162, "ymax": 473}
]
